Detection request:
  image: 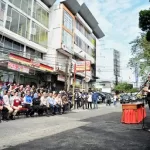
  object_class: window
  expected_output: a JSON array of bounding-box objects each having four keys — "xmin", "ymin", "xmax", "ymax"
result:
[
  {"xmin": 0, "ymin": 1, "xmax": 5, "ymax": 26},
  {"xmin": 75, "ymin": 20, "xmax": 94, "ymax": 43},
  {"xmin": 62, "ymin": 30, "xmax": 73, "ymax": 54},
  {"xmin": 9, "ymin": 0, "xmax": 32, "ymax": 15},
  {"xmin": 63, "ymin": 10, "xmax": 73, "ymax": 32},
  {"xmin": 74, "ymin": 34, "xmax": 93, "ymax": 56},
  {"xmin": 26, "ymin": 47, "xmax": 43, "ymax": 59},
  {"xmin": 31, "ymin": 22, "xmax": 48, "ymax": 48},
  {"xmin": 2, "ymin": 36, "xmax": 24, "ymax": 52},
  {"xmin": 6, "ymin": 6, "xmax": 30, "ymax": 39},
  {"xmin": 33, "ymin": 1, "xmax": 49, "ymax": 27}
]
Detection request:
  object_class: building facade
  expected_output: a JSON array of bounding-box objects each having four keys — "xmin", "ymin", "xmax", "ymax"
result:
[
  {"xmin": 0, "ymin": 0, "xmax": 56, "ymax": 88},
  {"xmin": 0, "ymin": 0, "xmax": 104, "ymax": 91},
  {"xmin": 48, "ymin": 0, "xmax": 104, "ymax": 91}
]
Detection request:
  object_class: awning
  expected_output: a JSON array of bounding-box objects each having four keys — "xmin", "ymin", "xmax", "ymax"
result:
[
  {"xmin": 93, "ymin": 26, "xmax": 105, "ymax": 39},
  {"xmin": 41, "ymin": 0, "xmax": 56, "ymax": 7},
  {"xmin": 79, "ymin": 3, "xmax": 98, "ymax": 30},
  {"xmin": 60, "ymin": 0, "xmax": 80, "ymax": 15}
]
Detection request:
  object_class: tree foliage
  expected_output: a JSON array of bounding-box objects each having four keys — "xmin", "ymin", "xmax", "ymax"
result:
[
  {"xmin": 128, "ymin": 33, "xmax": 150, "ymax": 79},
  {"xmin": 139, "ymin": 10, "xmax": 150, "ymax": 41},
  {"xmin": 114, "ymin": 82, "xmax": 137, "ymax": 93},
  {"xmin": 139, "ymin": 10, "xmax": 150, "ymax": 31}
]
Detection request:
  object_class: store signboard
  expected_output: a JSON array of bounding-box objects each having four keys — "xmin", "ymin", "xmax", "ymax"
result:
[
  {"xmin": 8, "ymin": 62, "xmax": 29, "ymax": 73},
  {"xmin": 76, "ymin": 61, "xmax": 91, "ymax": 72},
  {"xmin": 57, "ymin": 75, "xmax": 65, "ymax": 82},
  {"xmin": 9, "ymin": 53, "xmax": 54, "ymax": 72}
]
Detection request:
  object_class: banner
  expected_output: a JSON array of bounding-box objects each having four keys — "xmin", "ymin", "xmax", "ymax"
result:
[
  {"xmin": 57, "ymin": 75, "xmax": 65, "ymax": 82},
  {"xmin": 76, "ymin": 61, "xmax": 91, "ymax": 72},
  {"xmin": 9, "ymin": 53, "xmax": 54, "ymax": 72},
  {"xmin": 8, "ymin": 62, "xmax": 29, "ymax": 73}
]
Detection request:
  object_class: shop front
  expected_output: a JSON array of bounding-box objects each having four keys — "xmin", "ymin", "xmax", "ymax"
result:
[{"xmin": 0, "ymin": 53, "xmax": 54, "ymax": 87}]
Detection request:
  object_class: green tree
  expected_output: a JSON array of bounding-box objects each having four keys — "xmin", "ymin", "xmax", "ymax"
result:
[
  {"xmin": 139, "ymin": 9, "xmax": 150, "ymax": 41},
  {"xmin": 114, "ymin": 82, "xmax": 134, "ymax": 93},
  {"xmin": 128, "ymin": 33, "xmax": 150, "ymax": 79}
]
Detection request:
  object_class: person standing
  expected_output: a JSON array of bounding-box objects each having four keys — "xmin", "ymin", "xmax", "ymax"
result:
[
  {"xmin": 113, "ymin": 93, "xmax": 117, "ymax": 106},
  {"xmin": 88, "ymin": 92, "xmax": 92, "ymax": 109},
  {"xmin": 74, "ymin": 92, "xmax": 80, "ymax": 109},
  {"xmin": 92, "ymin": 92, "xmax": 98, "ymax": 109}
]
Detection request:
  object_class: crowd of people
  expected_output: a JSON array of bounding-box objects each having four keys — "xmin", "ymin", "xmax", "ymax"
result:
[
  {"xmin": 0, "ymin": 83, "xmax": 104, "ymax": 122},
  {"xmin": 0, "ymin": 83, "xmax": 73, "ymax": 121}
]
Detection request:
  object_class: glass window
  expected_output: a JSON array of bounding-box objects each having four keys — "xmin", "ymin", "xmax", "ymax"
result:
[
  {"xmin": 9, "ymin": 0, "xmax": 31, "ymax": 16},
  {"xmin": 62, "ymin": 30, "xmax": 73, "ymax": 53},
  {"xmin": 10, "ymin": 9, "xmax": 19, "ymax": 34},
  {"xmin": 63, "ymin": 10, "xmax": 73, "ymax": 32},
  {"xmin": 31, "ymin": 22, "xmax": 48, "ymax": 48},
  {"xmin": 5, "ymin": 6, "xmax": 11, "ymax": 29},
  {"xmin": 26, "ymin": 46, "xmax": 43, "ymax": 59},
  {"xmin": 33, "ymin": 1, "xmax": 49, "ymax": 27},
  {"xmin": 4, "ymin": 37, "xmax": 13, "ymax": 50},
  {"xmin": 13, "ymin": 0, "xmax": 21, "ymax": 8},
  {"xmin": 0, "ymin": 1, "xmax": 5, "ymax": 26},
  {"xmin": 13, "ymin": 41, "xmax": 20, "ymax": 51},
  {"xmin": 6, "ymin": 6, "xmax": 30, "ymax": 39},
  {"xmin": 18, "ymin": 14, "xmax": 26, "ymax": 37},
  {"xmin": 21, "ymin": 0, "xmax": 31, "ymax": 15},
  {"xmin": 79, "ymin": 37, "xmax": 82, "ymax": 48}
]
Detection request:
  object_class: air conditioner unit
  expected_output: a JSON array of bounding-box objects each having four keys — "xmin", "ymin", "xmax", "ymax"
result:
[
  {"xmin": 31, "ymin": 28, "xmax": 36, "ymax": 35},
  {"xmin": 6, "ymin": 16, "xmax": 12, "ymax": 22}
]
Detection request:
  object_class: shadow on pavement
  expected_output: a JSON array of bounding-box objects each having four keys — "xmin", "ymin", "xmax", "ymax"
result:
[{"xmin": 3, "ymin": 110, "xmax": 150, "ymax": 150}]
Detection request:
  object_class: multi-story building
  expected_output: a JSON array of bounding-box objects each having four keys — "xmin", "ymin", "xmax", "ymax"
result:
[
  {"xmin": 0, "ymin": 0, "xmax": 104, "ymax": 91},
  {"xmin": 0, "ymin": 0, "xmax": 56, "ymax": 87},
  {"xmin": 48, "ymin": 0, "xmax": 104, "ymax": 91}
]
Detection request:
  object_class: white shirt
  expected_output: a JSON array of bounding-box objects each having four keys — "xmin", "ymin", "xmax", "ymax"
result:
[
  {"xmin": 88, "ymin": 95, "xmax": 92, "ymax": 102},
  {"xmin": 3, "ymin": 95, "xmax": 10, "ymax": 106}
]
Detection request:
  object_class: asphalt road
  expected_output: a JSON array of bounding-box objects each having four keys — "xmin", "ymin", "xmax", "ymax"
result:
[{"xmin": 1, "ymin": 105, "xmax": 150, "ymax": 150}]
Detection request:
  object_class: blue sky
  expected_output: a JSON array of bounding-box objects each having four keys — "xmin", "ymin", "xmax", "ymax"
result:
[
  {"xmin": 76, "ymin": 0, "xmax": 149, "ymax": 82},
  {"xmin": 58, "ymin": 0, "xmax": 150, "ymax": 82}
]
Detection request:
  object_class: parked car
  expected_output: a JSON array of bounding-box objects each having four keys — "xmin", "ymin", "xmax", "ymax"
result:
[
  {"xmin": 97, "ymin": 92, "xmax": 106, "ymax": 103},
  {"xmin": 103, "ymin": 92, "xmax": 114, "ymax": 103},
  {"xmin": 120, "ymin": 94, "xmax": 130, "ymax": 104},
  {"xmin": 97, "ymin": 95, "xmax": 103, "ymax": 103}
]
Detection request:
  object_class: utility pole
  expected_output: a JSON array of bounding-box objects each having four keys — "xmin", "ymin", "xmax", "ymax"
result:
[
  {"xmin": 67, "ymin": 55, "xmax": 72, "ymax": 92},
  {"xmin": 84, "ymin": 54, "xmax": 87, "ymax": 91},
  {"xmin": 113, "ymin": 50, "xmax": 120, "ymax": 86},
  {"xmin": 64, "ymin": 59, "xmax": 69, "ymax": 91}
]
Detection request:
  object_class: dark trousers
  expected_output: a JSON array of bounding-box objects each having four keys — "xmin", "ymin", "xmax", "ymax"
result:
[
  {"xmin": 62, "ymin": 103, "xmax": 68, "ymax": 113},
  {"xmin": 0, "ymin": 110, "xmax": 2, "ymax": 122},
  {"xmin": 55, "ymin": 104, "xmax": 61, "ymax": 113},
  {"xmin": 50, "ymin": 105, "xmax": 56, "ymax": 114},
  {"xmin": 147, "ymin": 97, "xmax": 150, "ymax": 109},
  {"xmin": 39, "ymin": 105, "xmax": 49, "ymax": 115},
  {"xmin": 24, "ymin": 104, "xmax": 34, "ymax": 116},
  {"xmin": 88, "ymin": 102, "xmax": 92, "ymax": 109},
  {"xmin": 2, "ymin": 107, "xmax": 8, "ymax": 120},
  {"xmin": 82, "ymin": 99, "xmax": 87, "ymax": 109},
  {"xmin": 75, "ymin": 100, "xmax": 80, "ymax": 109}
]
